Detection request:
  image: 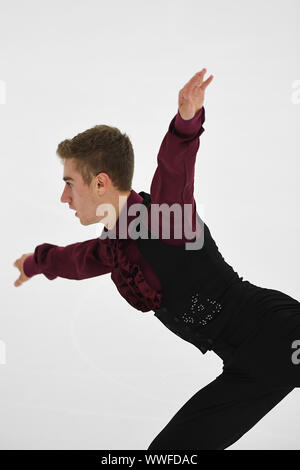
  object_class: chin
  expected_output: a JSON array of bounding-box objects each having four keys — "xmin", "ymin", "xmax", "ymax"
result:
[{"xmin": 81, "ymin": 219, "xmax": 97, "ymax": 226}]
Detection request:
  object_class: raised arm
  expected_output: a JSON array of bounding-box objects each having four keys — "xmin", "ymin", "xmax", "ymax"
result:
[
  {"xmin": 150, "ymin": 68, "xmax": 213, "ymax": 207},
  {"xmin": 13, "ymin": 237, "xmax": 113, "ymax": 286},
  {"xmin": 150, "ymin": 105, "xmax": 206, "ymax": 208},
  {"xmin": 149, "ymin": 69, "xmax": 213, "ymax": 244}
]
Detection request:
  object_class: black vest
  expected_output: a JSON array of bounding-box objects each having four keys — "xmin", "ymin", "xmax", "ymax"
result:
[{"xmin": 135, "ymin": 191, "xmax": 244, "ymax": 354}]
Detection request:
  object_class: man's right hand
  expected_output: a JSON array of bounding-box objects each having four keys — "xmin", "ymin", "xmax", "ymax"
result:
[
  {"xmin": 178, "ymin": 68, "xmax": 213, "ymax": 120},
  {"xmin": 13, "ymin": 253, "xmax": 33, "ymax": 287}
]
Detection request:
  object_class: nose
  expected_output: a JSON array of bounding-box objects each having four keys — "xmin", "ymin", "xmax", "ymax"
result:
[{"xmin": 60, "ymin": 187, "xmax": 71, "ymax": 204}]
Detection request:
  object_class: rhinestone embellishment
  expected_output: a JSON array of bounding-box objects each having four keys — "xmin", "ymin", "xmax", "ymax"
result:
[{"xmin": 181, "ymin": 293, "xmax": 223, "ymax": 326}]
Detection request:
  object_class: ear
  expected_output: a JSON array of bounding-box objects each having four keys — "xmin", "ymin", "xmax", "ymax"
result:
[{"xmin": 96, "ymin": 172, "xmax": 110, "ymax": 188}]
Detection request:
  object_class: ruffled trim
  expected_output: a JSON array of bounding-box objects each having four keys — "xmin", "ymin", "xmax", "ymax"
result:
[{"xmin": 110, "ymin": 239, "xmax": 163, "ymax": 312}]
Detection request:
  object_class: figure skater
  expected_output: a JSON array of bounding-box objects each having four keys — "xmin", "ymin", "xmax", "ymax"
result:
[{"xmin": 13, "ymin": 69, "xmax": 300, "ymax": 450}]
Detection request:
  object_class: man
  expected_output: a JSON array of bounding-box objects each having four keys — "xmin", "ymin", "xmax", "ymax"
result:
[
  {"xmin": 14, "ymin": 69, "xmax": 300, "ymax": 450},
  {"xmin": 13, "ymin": 69, "xmax": 213, "ymax": 288}
]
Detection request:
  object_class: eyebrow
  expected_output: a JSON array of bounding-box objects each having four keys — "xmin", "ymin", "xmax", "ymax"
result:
[{"xmin": 63, "ymin": 176, "xmax": 75, "ymax": 182}]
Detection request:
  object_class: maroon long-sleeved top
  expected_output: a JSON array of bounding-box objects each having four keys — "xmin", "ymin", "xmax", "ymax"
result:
[{"xmin": 23, "ymin": 107, "xmax": 206, "ymax": 312}]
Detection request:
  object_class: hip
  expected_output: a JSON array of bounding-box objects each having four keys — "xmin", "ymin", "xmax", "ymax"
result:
[
  {"xmin": 216, "ymin": 281, "xmax": 300, "ymax": 349},
  {"xmin": 154, "ymin": 279, "xmax": 300, "ymax": 357}
]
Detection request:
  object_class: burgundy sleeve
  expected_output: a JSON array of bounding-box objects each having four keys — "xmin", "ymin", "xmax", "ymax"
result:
[
  {"xmin": 174, "ymin": 106, "xmax": 205, "ymax": 137},
  {"xmin": 23, "ymin": 238, "xmax": 113, "ymax": 281},
  {"xmin": 149, "ymin": 107, "xmax": 205, "ymax": 245}
]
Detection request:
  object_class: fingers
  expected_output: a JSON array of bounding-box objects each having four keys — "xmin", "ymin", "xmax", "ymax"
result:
[
  {"xmin": 185, "ymin": 69, "xmax": 206, "ymax": 91},
  {"xmin": 14, "ymin": 277, "xmax": 22, "ymax": 287},
  {"xmin": 191, "ymin": 69, "xmax": 206, "ymax": 82},
  {"xmin": 183, "ymin": 69, "xmax": 213, "ymax": 98},
  {"xmin": 201, "ymin": 74, "xmax": 214, "ymax": 89},
  {"xmin": 194, "ymin": 70, "xmax": 213, "ymax": 89},
  {"xmin": 13, "ymin": 257, "xmax": 27, "ymax": 286}
]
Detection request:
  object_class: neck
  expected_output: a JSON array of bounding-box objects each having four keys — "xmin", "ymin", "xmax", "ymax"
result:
[{"xmin": 104, "ymin": 190, "xmax": 131, "ymax": 229}]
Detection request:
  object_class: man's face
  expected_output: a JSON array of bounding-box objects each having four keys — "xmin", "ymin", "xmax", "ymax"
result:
[{"xmin": 60, "ymin": 158, "xmax": 106, "ymax": 226}]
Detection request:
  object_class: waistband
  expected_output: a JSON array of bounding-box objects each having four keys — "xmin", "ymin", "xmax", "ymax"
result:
[{"xmin": 154, "ymin": 279, "xmax": 263, "ymax": 355}]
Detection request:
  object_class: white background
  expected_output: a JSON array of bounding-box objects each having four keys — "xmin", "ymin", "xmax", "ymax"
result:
[{"xmin": 2, "ymin": 0, "xmax": 300, "ymax": 450}]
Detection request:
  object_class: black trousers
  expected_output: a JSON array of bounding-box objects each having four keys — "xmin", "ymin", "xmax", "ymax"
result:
[{"xmin": 147, "ymin": 283, "xmax": 300, "ymax": 450}]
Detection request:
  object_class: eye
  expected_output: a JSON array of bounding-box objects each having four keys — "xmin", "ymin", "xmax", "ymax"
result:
[{"xmin": 66, "ymin": 182, "xmax": 73, "ymax": 188}]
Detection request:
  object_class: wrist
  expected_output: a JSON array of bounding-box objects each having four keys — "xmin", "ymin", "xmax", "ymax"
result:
[
  {"xmin": 174, "ymin": 106, "xmax": 205, "ymax": 135},
  {"xmin": 23, "ymin": 254, "xmax": 40, "ymax": 278},
  {"xmin": 180, "ymin": 107, "xmax": 203, "ymax": 121}
]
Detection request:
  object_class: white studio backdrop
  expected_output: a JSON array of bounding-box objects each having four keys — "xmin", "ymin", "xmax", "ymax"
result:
[{"xmin": 1, "ymin": 0, "xmax": 299, "ymax": 450}]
